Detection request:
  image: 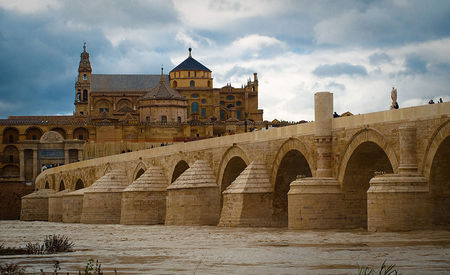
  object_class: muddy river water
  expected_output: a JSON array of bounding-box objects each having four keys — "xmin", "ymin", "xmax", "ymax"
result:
[{"xmin": 0, "ymin": 221, "xmax": 449, "ymax": 274}]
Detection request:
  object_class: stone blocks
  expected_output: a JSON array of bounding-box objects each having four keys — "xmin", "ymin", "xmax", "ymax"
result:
[
  {"xmin": 166, "ymin": 160, "xmax": 220, "ymax": 225},
  {"xmin": 20, "ymin": 189, "xmax": 56, "ymax": 221},
  {"xmin": 288, "ymin": 177, "xmax": 345, "ymax": 229},
  {"xmin": 120, "ymin": 166, "xmax": 168, "ymax": 225},
  {"xmin": 368, "ymin": 173, "xmax": 431, "ymax": 231}
]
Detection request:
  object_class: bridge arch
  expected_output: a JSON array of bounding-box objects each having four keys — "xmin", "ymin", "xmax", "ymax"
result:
[
  {"xmin": 338, "ymin": 128, "xmax": 398, "ymax": 184},
  {"xmin": 340, "ymin": 131, "xmax": 395, "ymax": 228},
  {"xmin": 423, "ymin": 120, "xmax": 450, "ymax": 228},
  {"xmin": 422, "ymin": 119, "xmax": 450, "ymax": 178},
  {"xmin": 217, "ymin": 145, "xmax": 250, "ymax": 193},
  {"xmin": 58, "ymin": 180, "xmax": 65, "ymax": 191},
  {"xmin": 171, "ymin": 159, "xmax": 190, "ymax": 183},
  {"xmin": 75, "ymin": 179, "xmax": 84, "ymax": 190},
  {"xmin": 271, "ymin": 138, "xmax": 313, "ymax": 227},
  {"xmin": 132, "ymin": 162, "xmax": 147, "ymax": 181}
]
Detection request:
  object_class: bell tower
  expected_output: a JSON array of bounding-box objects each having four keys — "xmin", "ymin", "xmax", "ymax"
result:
[{"xmin": 74, "ymin": 42, "xmax": 92, "ymax": 116}]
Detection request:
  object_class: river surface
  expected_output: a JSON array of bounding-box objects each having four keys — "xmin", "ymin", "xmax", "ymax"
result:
[{"xmin": 0, "ymin": 221, "xmax": 449, "ymax": 274}]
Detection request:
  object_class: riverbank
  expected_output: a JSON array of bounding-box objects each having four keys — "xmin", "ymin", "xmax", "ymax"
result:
[{"xmin": 0, "ymin": 221, "xmax": 449, "ymax": 274}]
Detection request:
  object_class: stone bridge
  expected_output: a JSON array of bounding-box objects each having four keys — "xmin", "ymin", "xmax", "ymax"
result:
[{"xmin": 28, "ymin": 93, "xmax": 450, "ymax": 231}]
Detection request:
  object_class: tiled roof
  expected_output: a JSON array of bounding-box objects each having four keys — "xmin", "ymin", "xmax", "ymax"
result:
[
  {"xmin": 170, "ymin": 56, "xmax": 211, "ymax": 72},
  {"xmin": 141, "ymin": 77, "xmax": 185, "ymax": 100},
  {"xmin": 91, "ymin": 74, "xmax": 169, "ymax": 92}
]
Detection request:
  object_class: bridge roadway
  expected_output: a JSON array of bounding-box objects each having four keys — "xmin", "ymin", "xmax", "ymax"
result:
[{"xmin": 29, "ymin": 92, "xmax": 450, "ymax": 231}]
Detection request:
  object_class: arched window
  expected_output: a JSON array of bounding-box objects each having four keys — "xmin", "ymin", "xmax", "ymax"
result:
[
  {"xmin": 201, "ymin": 99, "xmax": 206, "ymax": 104},
  {"xmin": 177, "ymin": 116, "xmax": 182, "ymax": 123},
  {"xmin": 191, "ymin": 102, "xmax": 199, "ymax": 114},
  {"xmin": 237, "ymin": 110, "xmax": 241, "ymax": 120},
  {"xmin": 236, "ymin": 101, "xmax": 242, "ymax": 106},
  {"xmin": 190, "ymin": 80, "xmax": 195, "ymax": 87},
  {"xmin": 83, "ymin": 90, "xmax": 88, "ymax": 101},
  {"xmin": 201, "ymin": 108, "xmax": 206, "ymax": 118},
  {"xmin": 220, "ymin": 101, "xmax": 225, "ymax": 106},
  {"xmin": 161, "ymin": 115, "xmax": 167, "ymax": 123},
  {"xmin": 226, "ymin": 95, "xmax": 234, "ymax": 100},
  {"xmin": 220, "ymin": 110, "xmax": 225, "ymax": 120},
  {"xmin": 77, "ymin": 93, "xmax": 81, "ymax": 102},
  {"xmin": 83, "ymin": 74, "xmax": 87, "ymax": 81},
  {"xmin": 172, "ymin": 80, "xmax": 177, "ymax": 88}
]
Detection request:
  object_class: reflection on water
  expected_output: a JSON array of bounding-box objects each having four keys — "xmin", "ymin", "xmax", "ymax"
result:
[{"xmin": 0, "ymin": 221, "xmax": 449, "ymax": 274}]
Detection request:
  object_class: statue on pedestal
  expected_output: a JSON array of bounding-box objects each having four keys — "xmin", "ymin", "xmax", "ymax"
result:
[{"xmin": 390, "ymin": 87, "xmax": 399, "ymax": 109}]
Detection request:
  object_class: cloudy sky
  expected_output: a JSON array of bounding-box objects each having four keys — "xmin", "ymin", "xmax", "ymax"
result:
[{"xmin": 0, "ymin": 0, "xmax": 449, "ymax": 121}]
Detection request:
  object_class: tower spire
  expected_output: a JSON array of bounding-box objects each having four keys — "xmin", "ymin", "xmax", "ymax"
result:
[
  {"xmin": 188, "ymin": 47, "xmax": 192, "ymax": 57},
  {"xmin": 83, "ymin": 42, "xmax": 86, "ymax": 52},
  {"xmin": 160, "ymin": 65, "xmax": 164, "ymax": 82}
]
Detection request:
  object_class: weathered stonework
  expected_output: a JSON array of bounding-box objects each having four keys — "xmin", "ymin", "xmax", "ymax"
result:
[
  {"xmin": 20, "ymin": 189, "xmax": 56, "ymax": 221},
  {"xmin": 219, "ymin": 161, "xmax": 273, "ymax": 227},
  {"xmin": 62, "ymin": 187, "xmax": 89, "ymax": 223},
  {"xmin": 48, "ymin": 189, "xmax": 71, "ymax": 222},
  {"xmin": 81, "ymin": 170, "xmax": 128, "ymax": 224},
  {"xmin": 166, "ymin": 160, "xmax": 219, "ymax": 225},
  {"xmin": 120, "ymin": 166, "xmax": 168, "ymax": 225}
]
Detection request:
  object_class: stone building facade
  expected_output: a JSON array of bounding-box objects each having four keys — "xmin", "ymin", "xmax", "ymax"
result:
[{"xmin": 0, "ymin": 44, "xmax": 265, "ymax": 186}]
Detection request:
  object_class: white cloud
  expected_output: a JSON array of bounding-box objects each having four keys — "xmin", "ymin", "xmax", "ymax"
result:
[
  {"xmin": 172, "ymin": 0, "xmax": 284, "ymax": 29},
  {"xmin": 0, "ymin": 0, "xmax": 61, "ymax": 14}
]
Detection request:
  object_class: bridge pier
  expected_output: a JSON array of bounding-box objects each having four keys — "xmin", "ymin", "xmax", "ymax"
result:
[
  {"xmin": 165, "ymin": 160, "xmax": 220, "ymax": 225},
  {"xmin": 368, "ymin": 125, "xmax": 431, "ymax": 231},
  {"xmin": 219, "ymin": 162, "xmax": 273, "ymax": 227},
  {"xmin": 289, "ymin": 92, "xmax": 345, "ymax": 229}
]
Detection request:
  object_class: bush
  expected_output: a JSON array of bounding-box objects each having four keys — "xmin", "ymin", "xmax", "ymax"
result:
[
  {"xmin": 358, "ymin": 260, "xmax": 400, "ymax": 275},
  {"xmin": 0, "ymin": 263, "xmax": 25, "ymax": 275},
  {"xmin": 43, "ymin": 234, "xmax": 74, "ymax": 253}
]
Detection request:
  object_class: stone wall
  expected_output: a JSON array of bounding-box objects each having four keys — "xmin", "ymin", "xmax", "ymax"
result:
[{"xmin": 0, "ymin": 181, "xmax": 33, "ymax": 219}]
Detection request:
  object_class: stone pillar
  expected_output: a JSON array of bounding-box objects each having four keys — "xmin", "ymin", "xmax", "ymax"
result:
[
  {"xmin": 288, "ymin": 92, "xmax": 344, "ymax": 229},
  {"xmin": 367, "ymin": 125, "xmax": 431, "ymax": 231},
  {"xmin": 19, "ymin": 150, "xmax": 25, "ymax": 181},
  {"xmin": 398, "ymin": 126, "xmax": 418, "ymax": 173},
  {"xmin": 32, "ymin": 149, "xmax": 38, "ymax": 182},
  {"xmin": 314, "ymin": 92, "xmax": 333, "ymax": 177},
  {"xmin": 64, "ymin": 149, "xmax": 70, "ymax": 164}
]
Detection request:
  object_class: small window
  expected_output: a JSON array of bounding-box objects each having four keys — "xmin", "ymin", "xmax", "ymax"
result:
[
  {"xmin": 191, "ymin": 94, "xmax": 199, "ymax": 98},
  {"xmin": 83, "ymin": 90, "xmax": 88, "ymax": 101},
  {"xmin": 236, "ymin": 101, "xmax": 242, "ymax": 106},
  {"xmin": 177, "ymin": 116, "xmax": 182, "ymax": 123},
  {"xmin": 161, "ymin": 116, "xmax": 167, "ymax": 123},
  {"xmin": 201, "ymin": 108, "xmax": 206, "ymax": 118},
  {"xmin": 83, "ymin": 74, "xmax": 87, "ymax": 81},
  {"xmin": 99, "ymin": 108, "xmax": 109, "ymax": 113},
  {"xmin": 201, "ymin": 99, "xmax": 206, "ymax": 104},
  {"xmin": 172, "ymin": 80, "xmax": 177, "ymax": 88},
  {"xmin": 80, "ymin": 111, "xmax": 84, "ymax": 115},
  {"xmin": 194, "ymin": 71, "xmax": 197, "ymax": 77},
  {"xmin": 188, "ymin": 72, "xmax": 190, "ymax": 77},
  {"xmin": 227, "ymin": 104, "xmax": 234, "ymax": 109},
  {"xmin": 146, "ymin": 116, "xmax": 150, "ymax": 122},
  {"xmin": 226, "ymin": 95, "xmax": 234, "ymax": 100},
  {"xmin": 191, "ymin": 102, "xmax": 199, "ymax": 114},
  {"xmin": 237, "ymin": 110, "xmax": 241, "ymax": 120},
  {"xmin": 32, "ymin": 135, "xmax": 37, "ymax": 140},
  {"xmin": 220, "ymin": 110, "xmax": 225, "ymax": 120},
  {"xmin": 220, "ymin": 101, "xmax": 225, "ymax": 106},
  {"xmin": 190, "ymin": 80, "xmax": 195, "ymax": 87}
]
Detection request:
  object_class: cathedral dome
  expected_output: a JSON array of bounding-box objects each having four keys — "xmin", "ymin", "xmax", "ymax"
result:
[{"xmin": 170, "ymin": 48, "xmax": 211, "ymax": 72}]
